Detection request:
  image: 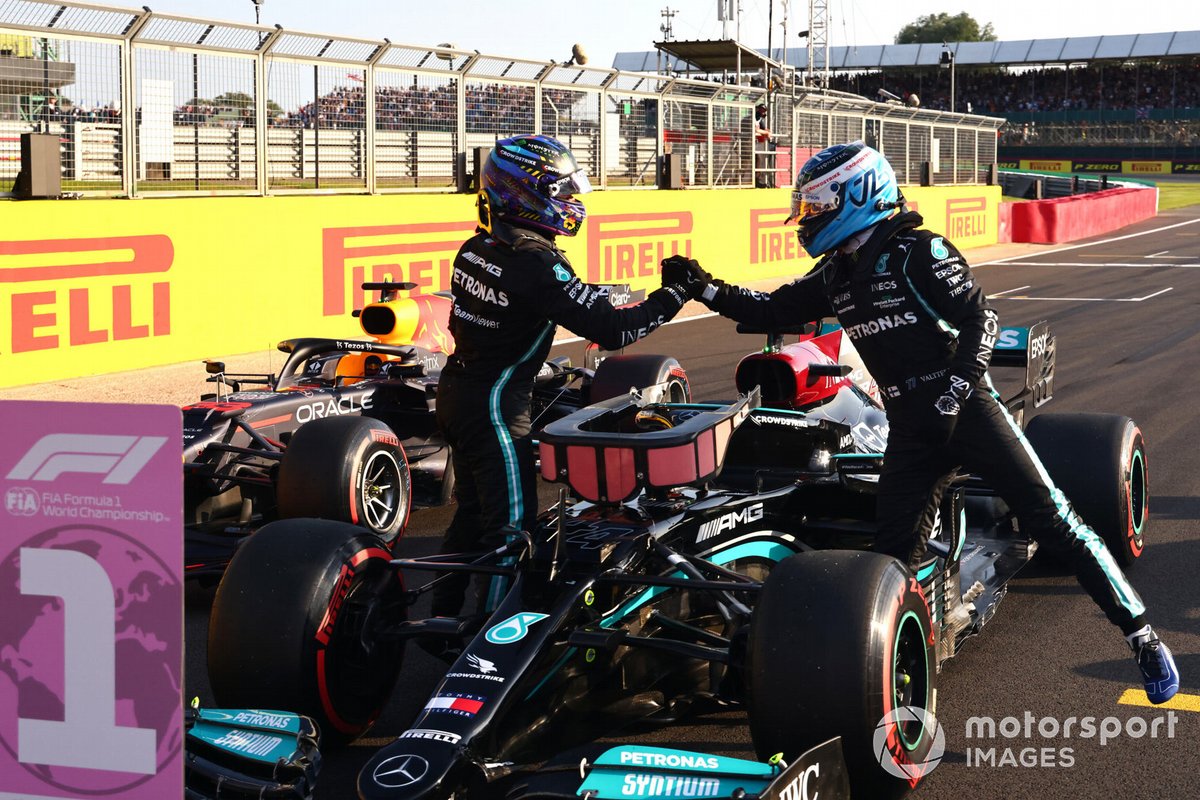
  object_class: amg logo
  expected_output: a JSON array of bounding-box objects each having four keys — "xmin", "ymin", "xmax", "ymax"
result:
[
  {"xmin": 697, "ymin": 503, "xmax": 764, "ymax": 542},
  {"xmin": 7, "ymin": 434, "xmax": 167, "ymax": 484},
  {"xmin": 461, "ymin": 251, "xmax": 502, "ymax": 276}
]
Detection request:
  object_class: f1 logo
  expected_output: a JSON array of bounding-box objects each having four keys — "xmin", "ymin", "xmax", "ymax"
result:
[{"xmin": 7, "ymin": 434, "xmax": 167, "ymax": 484}]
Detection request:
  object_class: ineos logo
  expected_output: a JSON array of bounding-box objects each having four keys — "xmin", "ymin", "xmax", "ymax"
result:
[{"xmin": 373, "ymin": 754, "xmax": 429, "ymax": 788}]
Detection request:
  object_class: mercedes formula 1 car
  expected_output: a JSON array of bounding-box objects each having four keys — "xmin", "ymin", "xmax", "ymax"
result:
[
  {"xmin": 183, "ymin": 281, "xmax": 689, "ymax": 579},
  {"xmin": 206, "ymin": 318, "xmax": 1148, "ymax": 799}
]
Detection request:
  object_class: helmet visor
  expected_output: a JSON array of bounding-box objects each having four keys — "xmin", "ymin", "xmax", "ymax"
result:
[
  {"xmin": 787, "ymin": 190, "xmax": 838, "ymax": 224},
  {"xmin": 546, "ymin": 168, "xmax": 592, "ymax": 199}
]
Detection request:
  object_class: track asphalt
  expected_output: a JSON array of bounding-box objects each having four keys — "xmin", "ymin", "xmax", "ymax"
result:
[{"xmin": 170, "ymin": 204, "xmax": 1199, "ymax": 798}]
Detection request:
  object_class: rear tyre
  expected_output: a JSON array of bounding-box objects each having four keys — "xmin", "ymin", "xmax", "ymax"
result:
[
  {"xmin": 277, "ymin": 416, "xmax": 411, "ymax": 547},
  {"xmin": 207, "ymin": 519, "xmax": 407, "ymax": 745},
  {"xmin": 746, "ymin": 551, "xmax": 938, "ymax": 799},
  {"xmin": 1024, "ymin": 413, "xmax": 1148, "ymax": 567},
  {"xmin": 588, "ymin": 354, "xmax": 690, "ymax": 405}
]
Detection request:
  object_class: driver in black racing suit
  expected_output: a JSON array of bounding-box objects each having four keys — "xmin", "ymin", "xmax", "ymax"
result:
[
  {"xmin": 675, "ymin": 141, "xmax": 1180, "ymax": 704},
  {"xmin": 433, "ymin": 134, "xmax": 701, "ymax": 619}
]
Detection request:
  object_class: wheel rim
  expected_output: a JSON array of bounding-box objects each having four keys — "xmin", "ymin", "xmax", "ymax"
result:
[
  {"xmin": 667, "ymin": 378, "xmax": 689, "ymax": 403},
  {"xmin": 892, "ymin": 610, "xmax": 930, "ymax": 751},
  {"xmin": 1129, "ymin": 448, "xmax": 1147, "ymax": 541},
  {"xmin": 361, "ymin": 450, "xmax": 403, "ymax": 532}
]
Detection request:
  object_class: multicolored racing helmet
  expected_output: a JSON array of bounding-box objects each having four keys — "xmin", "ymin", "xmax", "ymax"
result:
[{"xmin": 478, "ymin": 134, "xmax": 592, "ymax": 237}]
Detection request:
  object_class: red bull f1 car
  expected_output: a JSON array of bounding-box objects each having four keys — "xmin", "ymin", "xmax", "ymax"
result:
[{"xmin": 183, "ymin": 282, "xmax": 689, "ymax": 579}]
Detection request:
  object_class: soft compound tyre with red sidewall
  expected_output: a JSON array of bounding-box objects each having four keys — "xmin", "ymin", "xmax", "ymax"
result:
[
  {"xmin": 277, "ymin": 415, "xmax": 412, "ymax": 547},
  {"xmin": 1024, "ymin": 413, "xmax": 1148, "ymax": 567},
  {"xmin": 746, "ymin": 550, "xmax": 938, "ymax": 799},
  {"xmin": 207, "ymin": 518, "xmax": 407, "ymax": 746},
  {"xmin": 588, "ymin": 354, "xmax": 691, "ymax": 405}
]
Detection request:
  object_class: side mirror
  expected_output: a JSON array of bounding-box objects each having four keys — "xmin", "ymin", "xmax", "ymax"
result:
[{"xmin": 205, "ymin": 360, "xmax": 225, "ymax": 375}]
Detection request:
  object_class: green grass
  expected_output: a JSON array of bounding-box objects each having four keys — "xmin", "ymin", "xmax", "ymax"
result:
[{"xmin": 1156, "ymin": 183, "xmax": 1200, "ymax": 211}]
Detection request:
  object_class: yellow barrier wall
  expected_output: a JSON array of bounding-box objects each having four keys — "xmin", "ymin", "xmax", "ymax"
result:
[{"xmin": 0, "ymin": 185, "xmax": 999, "ymax": 388}]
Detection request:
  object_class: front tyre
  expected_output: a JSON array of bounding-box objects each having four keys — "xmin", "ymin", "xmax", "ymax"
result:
[
  {"xmin": 746, "ymin": 551, "xmax": 937, "ymax": 799},
  {"xmin": 207, "ymin": 519, "xmax": 407, "ymax": 745},
  {"xmin": 277, "ymin": 416, "xmax": 412, "ymax": 546},
  {"xmin": 1024, "ymin": 413, "xmax": 1148, "ymax": 567}
]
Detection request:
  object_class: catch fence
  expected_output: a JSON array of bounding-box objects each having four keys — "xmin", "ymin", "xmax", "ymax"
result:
[{"xmin": 0, "ymin": 0, "xmax": 1003, "ymax": 197}]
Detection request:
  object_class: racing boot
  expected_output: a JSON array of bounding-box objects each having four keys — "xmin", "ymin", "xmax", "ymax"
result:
[{"xmin": 1128, "ymin": 626, "xmax": 1180, "ymax": 704}]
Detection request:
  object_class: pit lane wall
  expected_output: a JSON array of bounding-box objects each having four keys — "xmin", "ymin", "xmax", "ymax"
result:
[{"xmin": 0, "ymin": 185, "xmax": 998, "ymax": 388}]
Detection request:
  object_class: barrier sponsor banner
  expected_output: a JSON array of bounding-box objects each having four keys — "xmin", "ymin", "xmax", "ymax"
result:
[
  {"xmin": 1020, "ymin": 159, "xmax": 1071, "ymax": 173},
  {"xmin": 1, "ymin": 186, "xmax": 998, "ymax": 388},
  {"xmin": 1071, "ymin": 160, "xmax": 1123, "ymax": 173},
  {"xmin": 1172, "ymin": 161, "xmax": 1200, "ymax": 175},
  {"xmin": 0, "ymin": 400, "xmax": 182, "ymax": 800},
  {"xmin": 997, "ymin": 160, "xmax": 1020, "ymax": 170},
  {"xmin": 1122, "ymin": 161, "xmax": 1172, "ymax": 176}
]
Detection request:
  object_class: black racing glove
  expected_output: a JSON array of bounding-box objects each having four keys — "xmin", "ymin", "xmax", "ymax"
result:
[
  {"xmin": 660, "ymin": 255, "xmax": 712, "ymax": 300},
  {"xmin": 929, "ymin": 374, "xmax": 973, "ymax": 445}
]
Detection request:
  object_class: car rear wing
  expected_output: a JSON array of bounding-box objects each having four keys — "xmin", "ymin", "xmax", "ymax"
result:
[{"xmin": 990, "ymin": 320, "xmax": 1055, "ymax": 410}]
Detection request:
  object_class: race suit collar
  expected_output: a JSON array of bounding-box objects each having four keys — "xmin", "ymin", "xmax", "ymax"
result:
[
  {"xmin": 846, "ymin": 210, "xmax": 924, "ymax": 275},
  {"xmin": 489, "ymin": 220, "xmax": 560, "ymax": 253}
]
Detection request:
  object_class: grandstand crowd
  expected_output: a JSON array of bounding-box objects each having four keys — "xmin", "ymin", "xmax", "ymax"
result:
[
  {"xmin": 829, "ymin": 60, "xmax": 1200, "ymax": 116},
  {"xmin": 10, "ymin": 56, "xmax": 1197, "ymax": 151}
]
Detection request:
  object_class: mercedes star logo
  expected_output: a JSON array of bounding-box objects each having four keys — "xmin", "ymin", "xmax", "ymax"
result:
[{"xmin": 373, "ymin": 754, "xmax": 430, "ymax": 788}]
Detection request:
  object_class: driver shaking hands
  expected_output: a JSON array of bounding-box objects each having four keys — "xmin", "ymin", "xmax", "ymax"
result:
[
  {"xmin": 663, "ymin": 141, "xmax": 1180, "ymax": 705},
  {"xmin": 433, "ymin": 134, "xmax": 704, "ymax": 622}
]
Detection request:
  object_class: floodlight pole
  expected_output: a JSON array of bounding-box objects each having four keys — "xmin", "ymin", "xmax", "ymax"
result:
[{"xmin": 941, "ymin": 46, "xmax": 956, "ymax": 113}]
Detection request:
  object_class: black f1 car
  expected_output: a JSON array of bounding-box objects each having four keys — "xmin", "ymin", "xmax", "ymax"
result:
[
  {"xmin": 183, "ymin": 281, "xmax": 689, "ymax": 578},
  {"xmin": 205, "ymin": 318, "xmax": 1148, "ymax": 799}
]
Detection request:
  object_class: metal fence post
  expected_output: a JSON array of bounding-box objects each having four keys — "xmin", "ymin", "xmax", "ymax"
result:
[
  {"xmin": 255, "ymin": 26, "xmax": 282, "ymax": 196},
  {"xmin": 121, "ymin": 8, "xmax": 153, "ymax": 197},
  {"xmin": 365, "ymin": 40, "xmax": 390, "ymax": 194},
  {"xmin": 705, "ymin": 100, "xmax": 712, "ymax": 187}
]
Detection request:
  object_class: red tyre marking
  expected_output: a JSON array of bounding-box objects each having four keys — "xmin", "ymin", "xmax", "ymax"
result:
[
  {"xmin": 370, "ymin": 429, "xmax": 400, "ymax": 447},
  {"xmin": 314, "ymin": 547, "xmax": 396, "ymax": 734}
]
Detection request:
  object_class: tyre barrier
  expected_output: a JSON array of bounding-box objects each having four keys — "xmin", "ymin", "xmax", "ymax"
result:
[{"xmin": 1005, "ymin": 186, "xmax": 1158, "ymax": 244}]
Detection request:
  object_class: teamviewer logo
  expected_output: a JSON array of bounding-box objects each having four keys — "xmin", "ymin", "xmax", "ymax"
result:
[{"xmin": 6, "ymin": 434, "xmax": 167, "ymax": 485}]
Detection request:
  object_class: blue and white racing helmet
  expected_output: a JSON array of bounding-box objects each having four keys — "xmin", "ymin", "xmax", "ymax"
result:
[{"xmin": 787, "ymin": 141, "xmax": 900, "ymax": 257}]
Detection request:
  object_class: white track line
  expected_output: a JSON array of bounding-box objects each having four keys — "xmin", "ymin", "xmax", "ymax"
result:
[
  {"xmin": 993, "ymin": 287, "xmax": 1173, "ymax": 303},
  {"xmin": 975, "ymin": 217, "xmax": 1200, "ymax": 266},
  {"xmin": 1001, "ymin": 261, "xmax": 1200, "ymax": 268},
  {"xmin": 554, "ymin": 217, "xmax": 1200, "ymax": 345},
  {"xmin": 987, "ymin": 285, "xmax": 1031, "ymax": 298}
]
